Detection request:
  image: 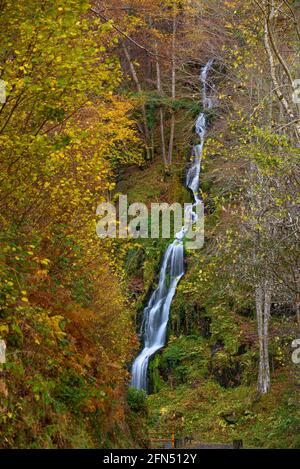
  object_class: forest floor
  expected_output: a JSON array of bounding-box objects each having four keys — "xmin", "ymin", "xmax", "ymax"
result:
[{"xmin": 146, "ymin": 371, "xmax": 299, "ymax": 448}]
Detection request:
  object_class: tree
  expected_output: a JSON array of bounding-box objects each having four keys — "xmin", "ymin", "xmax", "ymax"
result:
[
  {"xmin": 94, "ymin": 0, "xmax": 212, "ymax": 170},
  {"xmin": 0, "ymin": 0, "xmax": 143, "ymax": 446}
]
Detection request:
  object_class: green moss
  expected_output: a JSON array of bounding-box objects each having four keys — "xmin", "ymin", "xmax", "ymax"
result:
[
  {"xmin": 158, "ymin": 335, "xmax": 209, "ymax": 386},
  {"xmin": 127, "ymin": 387, "xmax": 148, "ymax": 414},
  {"xmin": 149, "ymin": 354, "xmax": 164, "ymax": 393},
  {"xmin": 147, "ymin": 376, "xmax": 300, "ymax": 448}
]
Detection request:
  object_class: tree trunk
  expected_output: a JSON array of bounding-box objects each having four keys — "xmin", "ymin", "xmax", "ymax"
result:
[
  {"xmin": 155, "ymin": 39, "xmax": 167, "ymax": 168},
  {"xmin": 296, "ymin": 271, "xmax": 300, "ymax": 328},
  {"xmin": 263, "ymin": 1, "xmax": 300, "ymax": 142},
  {"xmin": 256, "ymin": 279, "xmax": 271, "ymax": 394},
  {"xmin": 122, "ymin": 42, "xmax": 152, "ymax": 160},
  {"xmin": 167, "ymin": 10, "xmax": 176, "ymax": 167},
  {"xmin": 296, "ymin": 302, "xmax": 300, "ymax": 329}
]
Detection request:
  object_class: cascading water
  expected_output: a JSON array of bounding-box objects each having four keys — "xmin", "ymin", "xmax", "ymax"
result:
[{"xmin": 131, "ymin": 59, "xmax": 214, "ymax": 391}]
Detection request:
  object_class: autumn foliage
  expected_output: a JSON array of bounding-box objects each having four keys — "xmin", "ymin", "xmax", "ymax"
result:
[{"xmin": 0, "ymin": 0, "xmax": 142, "ymax": 447}]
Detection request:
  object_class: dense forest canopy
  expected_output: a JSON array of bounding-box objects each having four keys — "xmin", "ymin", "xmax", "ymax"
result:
[{"xmin": 0, "ymin": 0, "xmax": 299, "ymax": 449}]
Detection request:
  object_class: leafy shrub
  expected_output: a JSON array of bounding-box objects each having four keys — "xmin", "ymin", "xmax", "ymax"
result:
[{"xmin": 127, "ymin": 387, "xmax": 147, "ymax": 414}]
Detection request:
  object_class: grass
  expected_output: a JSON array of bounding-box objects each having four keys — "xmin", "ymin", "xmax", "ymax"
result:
[
  {"xmin": 117, "ymin": 155, "xmax": 190, "ymax": 207},
  {"xmin": 147, "ymin": 367, "xmax": 300, "ymax": 448}
]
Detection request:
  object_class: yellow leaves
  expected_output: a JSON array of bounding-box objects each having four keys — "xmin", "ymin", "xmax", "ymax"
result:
[
  {"xmin": 224, "ymin": 0, "xmax": 236, "ymax": 7},
  {"xmin": 0, "ymin": 0, "xmax": 139, "ymax": 440},
  {"xmin": 36, "ymin": 269, "xmax": 48, "ymax": 278},
  {"xmin": 40, "ymin": 258, "xmax": 50, "ymax": 266},
  {"xmin": 36, "ymin": 312, "xmax": 66, "ymax": 343},
  {"xmin": 160, "ymin": 407, "xmax": 168, "ymax": 415},
  {"xmin": 1, "ymin": 412, "xmax": 13, "ymax": 423},
  {"xmin": 0, "ymin": 324, "xmax": 9, "ymax": 335},
  {"xmin": 21, "ymin": 289, "xmax": 29, "ymax": 302}
]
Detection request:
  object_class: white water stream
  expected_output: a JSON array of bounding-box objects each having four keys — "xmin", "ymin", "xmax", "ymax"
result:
[{"xmin": 131, "ymin": 60, "xmax": 214, "ymax": 390}]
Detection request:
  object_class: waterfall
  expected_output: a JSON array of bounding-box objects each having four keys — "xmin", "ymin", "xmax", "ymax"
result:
[{"xmin": 131, "ymin": 60, "xmax": 214, "ymax": 391}]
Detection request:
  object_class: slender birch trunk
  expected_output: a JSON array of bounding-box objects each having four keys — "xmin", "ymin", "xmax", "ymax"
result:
[
  {"xmin": 167, "ymin": 10, "xmax": 177, "ymax": 167},
  {"xmin": 256, "ymin": 279, "xmax": 271, "ymax": 394},
  {"xmin": 263, "ymin": 1, "xmax": 300, "ymax": 141},
  {"xmin": 155, "ymin": 39, "xmax": 167, "ymax": 168},
  {"xmin": 295, "ymin": 271, "xmax": 300, "ymax": 327},
  {"xmin": 122, "ymin": 42, "xmax": 152, "ymax": 160}
]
